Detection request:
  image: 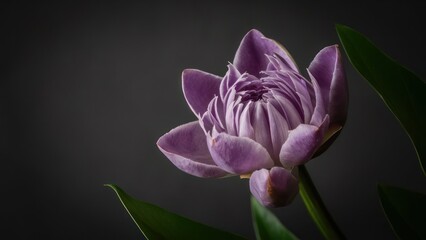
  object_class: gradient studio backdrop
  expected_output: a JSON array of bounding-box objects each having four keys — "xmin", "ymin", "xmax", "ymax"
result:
[{"xmin": 2, "ymin": 1, "xmax": 425, "ymax": 239}]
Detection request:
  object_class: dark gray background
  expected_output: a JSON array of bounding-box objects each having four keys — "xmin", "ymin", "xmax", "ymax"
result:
[{"xmin": 1, "ymin": 0, "xmax": 425, "ymax": 239}]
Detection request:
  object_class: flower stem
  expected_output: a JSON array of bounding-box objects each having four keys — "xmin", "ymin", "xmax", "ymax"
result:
[{"xmin": 299, "ymin": 165, "xmax": 346, "ymax": 240}]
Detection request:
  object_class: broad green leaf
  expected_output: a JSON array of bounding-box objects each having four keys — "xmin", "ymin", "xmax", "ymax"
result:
[
  {"xmin": 336, "ymin": 24, "xmax": 426, "ymax": 175},
  {"xmin": 251, "ymin": 197, "xmax": 299, "ymax": 240},
  {"xmin": 378, "ymin": 185, "xmax": 426, "ymax": 239},
  {"xmin": 106, "ymin": 184, "xmax": 247, "ymax": 240}
]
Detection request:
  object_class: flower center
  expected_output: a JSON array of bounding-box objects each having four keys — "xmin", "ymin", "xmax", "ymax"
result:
[
  {"xmin": 241, "ymin": 88, "xmax": 268, "ymax": 102},
  {"xmin": 238, "ymin": 81, "xmax": 268, "ymax": 102}
]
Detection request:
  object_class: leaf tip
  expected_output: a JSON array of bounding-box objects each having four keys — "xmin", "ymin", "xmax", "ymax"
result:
[
  {"xmin": 104, "ymin": 183, "xmax": 115, "ymax": 189},
  {"xmin": 104, "ymin": 184, "xmax": 121, "ymax": 196},
  {"xmin": 334, "ymin": 23, "xmax": 344, "ymax": 30}
]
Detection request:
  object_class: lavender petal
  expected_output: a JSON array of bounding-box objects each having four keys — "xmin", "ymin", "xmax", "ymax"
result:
[
  {"xmin": 157, "ymin": 121, "xmax": 228, "ymax": 178},
  {"xmin": 249, "ymin": 167, "xmax": 299, "ymax": 207},
  {"xmin": 182, "ymin": 69, "xmax": 222, "ymax": 117},
  {"xmin": 233, "ymin": 29, "xmax": 298, "ymax": 77},
  {"xmin": 279, "ymin": 115, "xmax": 330, "ymax": 168},
  {"xmin": 308, "ymin": 45, "xmax": 348, "ymax": 128},
  {"xmin": 208, "ymin": 133, "xmax": 274, "ymax": 174}
]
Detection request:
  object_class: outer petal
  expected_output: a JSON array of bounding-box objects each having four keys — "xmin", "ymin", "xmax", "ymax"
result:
[
  {"xmin": 308, "ymin": 70, "xmax": 326, "ymax": 126},
  {"xmin": 249, "ymin": 167, "xmax": 299, "ymax": 207},
  {"xmin": 233, "ymin": 29, "xmax": 298, "ymax": 76},
  {"xmin": 308, "ymin": 45, "xmax": 348, "ymax": 128},
  {"xmin": 208, "ymin": 133, "xmax": 274, "ymax": 174},
  {"xmin": 182, "ymin": 69, "xmax": 222, "ymax": 116},
  {"xmin": 157, "ymin": 121, "xmax": 228, "ymax": 178},
  {"xmin": 279, "ymin": 115, "xmax": 330, "ymax": 168}
]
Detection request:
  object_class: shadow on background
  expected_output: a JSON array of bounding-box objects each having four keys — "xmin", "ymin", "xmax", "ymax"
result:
[{"xmin": 1, "ymin": 1, "xmax": 425, "ymax": 239}]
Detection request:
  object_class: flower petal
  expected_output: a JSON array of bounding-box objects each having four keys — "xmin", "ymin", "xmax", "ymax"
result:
[
  {"xmin": 220, "ymin": 64, "xmax": 241, "ymax": 100},
  {"xmin": 288, "ymin": 72, "xmax": 315, "ymax": 123},
  {"xmin": 238, "ymin": 102, "xmax": 255, "ymax": 139},
  {"xmin": 266, "ymin": 103, "xmax": 289, "ymax": 163},
  {"xmin": 308, "ymin": 70, "xmax": 326, "ymax": 126},
  {"xmin": 182, "ymin": 69, "xmax": 222, "ymax": 116},
  {"xmin": 252, "ymin": 102, "xmax": 274, "ymax": 156},
  {"xmin": 249, "ymin": 167, "xmax": 299, "ymax": 207},
  {"xmin": 157, "ymin": 121, "xmax": 228, "ymax": 178},
  {"xmin": 233, "ymin": 29, "xmax": 298, "ymax": 76},
  {"xmin": 308, "ymin": 45, "xmax": 348, "ymax": 128},
  {"xmin": 208, "ymin": 133, "xmax": 274, "ymax": 174},
  {"xmin": 279, "ymin": 115, "xmax": 330, "ymax": 168},
  {"xmin": 312, "ymin": 124, "xmax": 343, "ymax": 158}
]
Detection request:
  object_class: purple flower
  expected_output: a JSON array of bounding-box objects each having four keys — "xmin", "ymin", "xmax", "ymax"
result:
[{"xmin": 157, "ymin": 30, "xmax": 348, "ymax": 207}]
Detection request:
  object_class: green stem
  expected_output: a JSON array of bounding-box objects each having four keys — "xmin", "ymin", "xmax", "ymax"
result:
[{"xmin": 299, "ymin": 165, "xmax": 346, "ymax": 240}]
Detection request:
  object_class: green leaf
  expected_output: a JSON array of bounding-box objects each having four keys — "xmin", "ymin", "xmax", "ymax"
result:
[
  {"xmin": 251, "ymin": 197, "xmax": 299, "ymax": 240},
  {"xmin": 378, "ymin": 185, "xmax": 426, "ymax": 240},
  {"xmin": 336, "ymin": 24, "xmax": 426, "ymax": 175},
  {"xmin": 106, "ymin": 184, "xmax": 247, "ymax": 240}
]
